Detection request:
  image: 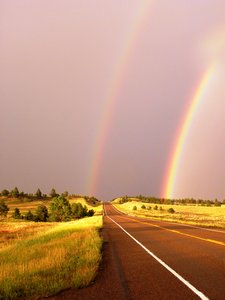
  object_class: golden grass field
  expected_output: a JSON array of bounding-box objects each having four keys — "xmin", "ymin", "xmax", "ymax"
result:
[
  {"xmin": 0, "ymin": 197, "xmax": 103, "ymax": 299},
  {"xmin": 113, "ymin": 199, "xmax": 225, "ymax": 229}
]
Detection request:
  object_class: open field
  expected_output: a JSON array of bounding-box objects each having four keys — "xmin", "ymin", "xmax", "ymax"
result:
[
  {"xmin": 113, "ymin": 199, "xmax": 225, "ymax": 229},
  {"xmin": 0, "ymin": 216, "xmax": 102, "ymax": 299}
]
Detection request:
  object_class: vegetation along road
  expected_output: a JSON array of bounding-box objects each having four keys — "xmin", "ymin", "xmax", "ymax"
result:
[{"xmin": 54, "ymin": 202, "xmax": 225, "ymax": 300}]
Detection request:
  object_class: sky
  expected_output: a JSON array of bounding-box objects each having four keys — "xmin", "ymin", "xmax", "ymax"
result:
[{"xmin": 0, "ymin": 0, "xmax": 224, "ymax": 200}]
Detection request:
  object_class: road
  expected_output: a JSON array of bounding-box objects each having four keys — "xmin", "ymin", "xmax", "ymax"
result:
[
  {"xmin": 102, "ymin": 203, "xmax": 225, "ymax": 300},
  {"xmin": 50, "ymin": 203, "xmax": 225, "ymax": 300}
]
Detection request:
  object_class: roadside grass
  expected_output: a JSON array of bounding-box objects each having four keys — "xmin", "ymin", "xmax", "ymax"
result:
[
  {"xmin": 113, "ymin": 200, "xmax": 225, "ymax": 229},
  {"xmin": 0, "ymin": 222, "xmax": 53, "ymax": 249},
  {"xmin": 0, "ymin": 216, "xmax": 102, "ymax": 299}
]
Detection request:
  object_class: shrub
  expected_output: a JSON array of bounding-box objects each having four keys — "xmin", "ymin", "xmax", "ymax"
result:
[
  {"xmin": 87, "ymin": 209, "xmax": 95, "ymax": 217},
  {"xmin": 12, "ymin": 208, "xmax": 21, "ymax": 219},
  {"xmin": 35, "ymin": 205, "xmax": 49, "ymax": 222},
  {"xmin": 141, "ymin": 204, "xmax": 146, "ymax": 209},
  {"xmin": 71, "ymin": 203, "xmax": 94, "ymax": 219},
  {"xmin": 24, "ymin": 210, "xmax": 34, "ymax": 221},
  {"xmin": 0, "ymin": 200, "xmax": 9, "ymax": 218},
  {"xmin": 168, "ymin": 207, "xmax": 175, "ymax": 214},
  {"xmin": 132, "ymin": 206, "xmax": 137, "ymax": 210},
  {"xmin": 147, "ymin": 206, "xmax": 152, "ymax": 210},
  {"xmin": 153, "ymin": 205, "xmax": 158, "ymax": 210}
]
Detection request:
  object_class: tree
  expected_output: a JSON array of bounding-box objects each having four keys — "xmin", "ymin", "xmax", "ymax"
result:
[
  {"xmin": 11, "ymin": 187, "xmax": 19, "ymax": 198},
  {"xmin": 0, "ymin": 200, "xmax": 9, "ymax": 218},
  {"xmin": 12, "ymin": 208, "xmax": 21, "ymax": 219},
  {"xmin": 49, "ymin": 195, "xmax": 71, "ymax": 221},
  {"xmin": 50, "ymin": 188, "xmax": 58, "ymax": 198},
  {"xmin": 71, "ymin": 202, "xmax": 85, "ymax": 218},
  {"xmin": 35, "ymin": 188, "xmax": 42, "ymax": 198},
  {"xmin": 24, "ymin": 210, "xmax": 34, "ymax": 221},
  {"xmin": 34, "ymin": 204, "xmax": 48, "ymax": 222},
  {"xmin": 71, "ymin": 202, "xmax": 93, "ymax": 219},
  {"xmin": 1, "ymin": 189, "xmax": 9, "ymax": 197}
]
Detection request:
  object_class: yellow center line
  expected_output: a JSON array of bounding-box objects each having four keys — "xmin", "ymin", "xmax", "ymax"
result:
[{"xmin": 117, "ymin": 214, "xmax": 225, "ymax": 247}]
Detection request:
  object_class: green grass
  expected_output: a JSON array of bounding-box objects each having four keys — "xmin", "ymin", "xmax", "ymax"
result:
[
  {"xmin": 0, "ymin": 216, "xmax": 102, "ymax": 299},
  {"xmin": 113, "ymin": 200, "xmax": 225, "ymax": 229}
]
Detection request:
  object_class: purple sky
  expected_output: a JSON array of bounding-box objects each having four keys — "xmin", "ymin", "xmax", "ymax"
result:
[{"xmin": 1, "ymin": 1, "xmax": 224, "ymax": 200}]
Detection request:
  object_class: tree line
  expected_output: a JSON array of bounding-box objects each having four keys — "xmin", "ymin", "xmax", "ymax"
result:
[
  {"xmin": 119, "ymin": 195, "xmax": 225, "ymax": 206},
  {"xmin": 0, "ymin": 195, "xmax": 94, "ymax": 222}
]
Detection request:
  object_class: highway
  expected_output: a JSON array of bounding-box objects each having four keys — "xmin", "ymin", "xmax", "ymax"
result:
[
  {"xmin": 51, "ymin": 202, "xmax": 225, "ymax": 300},
  {"xmin": 102, "ymin": 203, "xmax": 225, "ymax": 300}
]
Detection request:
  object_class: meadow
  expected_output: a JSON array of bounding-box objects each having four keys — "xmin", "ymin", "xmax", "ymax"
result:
[
  {"xmin": 113, "ymin": 199, "xmax": 225, "ymax": 229},
  {"xmin": 0, "ymin": 197, "xmax": 103, "ymax": 299}
]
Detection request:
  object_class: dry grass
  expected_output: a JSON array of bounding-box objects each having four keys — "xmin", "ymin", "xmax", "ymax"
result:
[
  {"xmin": 0, "ymin": 216, "xmax": 102, "ymax": 299},
  {"xmin": 113, "ymin": 200, "xmax": 225, "ymax": 229}
]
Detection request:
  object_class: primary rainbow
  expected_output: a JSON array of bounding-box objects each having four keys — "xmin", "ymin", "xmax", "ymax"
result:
[
  {"xmin": 86, "ymin": 0, "xmax": 154, "ymax": 197},
  {"xmin": 162, "ymin": 62, "xmax": 217, "ymax": 200}
]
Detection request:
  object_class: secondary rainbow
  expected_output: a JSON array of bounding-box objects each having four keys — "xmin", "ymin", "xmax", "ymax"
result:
[
  {"xmin": 162, "ymin": 62, "xmax": 217, "ymax": 199},
  {"xmin": 86, "ymin": 0, "xmax": 154, "ymax": 197}
]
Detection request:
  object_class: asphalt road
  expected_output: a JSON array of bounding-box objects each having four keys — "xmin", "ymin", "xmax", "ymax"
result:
[
  {"xmin": 103, "ymin": 203, "xmax": 225, "ymax": 300},
  {"xmin": 50, "ymin": 203, "xmax": 225, "ymax": 300}
]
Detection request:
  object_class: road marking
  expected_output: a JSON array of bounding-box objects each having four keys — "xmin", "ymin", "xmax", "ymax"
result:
[
  {"xmin": 105, "ymin": 207, "xmax": 209, "ymax": 300},
  {"xmin": 119, "ymin": 215, "xmax": 225, "ymax": 247},
  {"xmin": 112, "ymin": 206, "xmax": 225, "ymax": 246}
]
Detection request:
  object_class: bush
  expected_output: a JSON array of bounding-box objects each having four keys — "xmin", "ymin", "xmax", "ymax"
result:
[
  {"xmin": 168, "ymin": 207, "xmax": 175, "ymax": 214},
  {"xmin": 34, "ymin": 205, "xmax": 49, "ymax": 222},
  {"xmin": 132, "ymin": 206, "xmax": 137, "ymax": 210},
  {"xmin": 147, "ymin": 206, "xmax": 152, "ymax": 210},
  {"xmin": 87, "ymin": 209, "xmax": 95, "ymax": 217},
  {"xmin": 12, "ymin": 208, "xmax": 21, "ymax": 219},
  {"xmin": 141, "ymin": 204, "xmax": 146, "ymax": 209},
  {"xmin": 71, "ymin": 202, "xmax": 94, "ymax": 218},
  {"xmin": 153, "ymin": 205, "xmax": 158, "ymax": 210},
  {"xmin": 24, "ymin": 210, "xmax": 34, "ymax": 221},
  {"xmin": 0, "ymin": 200, "xmax": 9, "ymax": 218}
]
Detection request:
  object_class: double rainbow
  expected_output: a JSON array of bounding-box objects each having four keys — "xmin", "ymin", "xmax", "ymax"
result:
[{"xmin": 86, "ymin": 0, "xmax": 154, "ymax": 197}]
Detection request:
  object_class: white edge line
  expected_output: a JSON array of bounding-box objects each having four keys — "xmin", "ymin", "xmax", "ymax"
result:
[
  {"xmin": 105, "ymin": 206, "xmax": 209, "ymax": 300},
  {"xmin": 112, "ymin": 204, "xmax": 225, "ymax": 234}
]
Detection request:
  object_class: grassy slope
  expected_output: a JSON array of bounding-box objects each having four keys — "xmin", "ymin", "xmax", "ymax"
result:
[
  {"xmin": 112, "ymin": 199, "xmax": 225, "ymax": 229},
  {"xmin": 0, "ymin": 198, "xmax": 103, "ymax": 299},
  {"xmin": 3, "ymin": 196, "xmax": 102, "ymax": 218}
]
